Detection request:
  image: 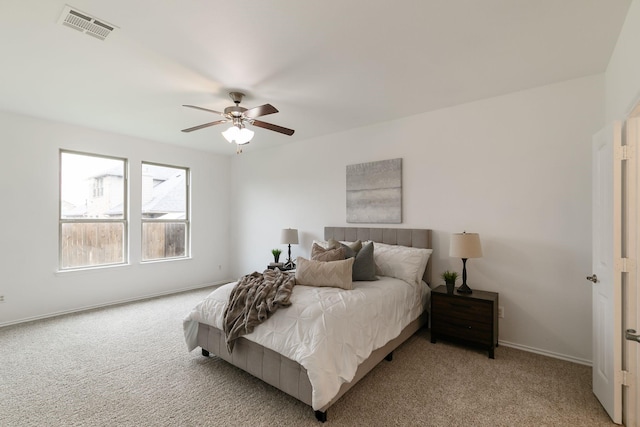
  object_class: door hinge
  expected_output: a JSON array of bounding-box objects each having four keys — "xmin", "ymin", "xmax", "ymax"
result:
[
  {"xmin": 619, "ymin": 370, "xmax": 635, "ymax": 387},
  {"xmin": 615, "ymin": 257, "xmax": 635, "ymax": 273},
  {"xmin": 616, "ymin": 144, "xmax": 635, "ymax": 161}
]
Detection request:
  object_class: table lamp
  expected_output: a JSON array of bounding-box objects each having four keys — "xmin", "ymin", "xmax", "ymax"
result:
[
  {"xmin": 449, "ymin": 232, "xmax": 482, "ymax": 294},
  {"xmin": 281, "ymin": 228, "xmax": 299, "ymax": 270}
]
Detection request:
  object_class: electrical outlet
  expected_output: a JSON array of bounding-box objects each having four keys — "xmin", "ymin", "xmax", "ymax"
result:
[
  {"xmin": 498, "ymin": 306, "xmax": 504, "ymax": 318},
  {"xmin": 0, "ymin": 295, "xmax": 5, "ymax": 303}
]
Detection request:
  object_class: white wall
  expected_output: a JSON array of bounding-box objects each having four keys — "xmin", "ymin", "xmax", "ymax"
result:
[
  {"xmin": 606, "ymin": 0, "xmax": 640, "ymax": 120},
  {"xmin": 0, "ymin": 111, "xmax": 232, "ymax": 326},
  {"xmin": 229, "ymin": 75, "xmax": 604, "ymax": 363}
]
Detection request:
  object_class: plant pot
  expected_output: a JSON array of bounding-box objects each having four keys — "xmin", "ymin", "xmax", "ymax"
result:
[
  {"xmin": 445, "ymin": 282, "xmax": 455, "ymax": 294},
  {"xmin": 274, "ymin": 255, "xmax": 280, "ymax": 263}
]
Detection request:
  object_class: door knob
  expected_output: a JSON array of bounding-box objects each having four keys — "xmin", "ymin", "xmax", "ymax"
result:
[
  {"xmin": 626, "ymin": 329, "xmax": 640, "ymax": 343},
  {"xmin": 586, "ymin": 274, "xmax": 598, "ymax": 283}
]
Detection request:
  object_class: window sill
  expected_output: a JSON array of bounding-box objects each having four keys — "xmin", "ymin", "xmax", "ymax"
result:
[
  {"xmin": 140, "ymin": 256, "xmax": 192, "ymax": 265},
  {"xmin": 55, "ymin": 262, "xmax": 130, "ymax": 276}
]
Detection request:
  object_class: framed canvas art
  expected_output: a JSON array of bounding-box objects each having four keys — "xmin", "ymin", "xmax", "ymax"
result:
[{"xmin": 346, "ymin": 158, "xmax": 402, "ymax": 223}]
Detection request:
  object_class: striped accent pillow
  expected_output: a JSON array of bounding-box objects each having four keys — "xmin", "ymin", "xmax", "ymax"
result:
[
  {"xmin": 295, "ymin": 257, "xmax": 354, "ymax": 290},
  {"xmin": 311, "ymin": 243, "xmax": 345, "ymax": 262}
]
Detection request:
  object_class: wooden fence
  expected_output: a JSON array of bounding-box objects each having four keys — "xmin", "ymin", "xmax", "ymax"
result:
[
  {"xmin": 61, "ymin": 222, "xmax": 185, "ymax": 268},
  {"xmin": 61, "ymin": 223, "xmax": 124, "ymax": 268},
  {"xmin": 142, "ymin": 222, "xmax": 186, "ymax": 261}
]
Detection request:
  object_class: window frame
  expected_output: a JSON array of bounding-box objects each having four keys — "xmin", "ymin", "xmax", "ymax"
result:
[
  {"xmin": 140, "ymin": 161, "xmax": 190, "ymax": 262},
  {"xmin": 59, "ymin": 150, "xmax": 129, "ymax": 271}
]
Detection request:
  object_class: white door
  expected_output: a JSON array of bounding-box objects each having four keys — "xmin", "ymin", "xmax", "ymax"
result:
[{"xmin": 591, "ymin": 122, "xmax": 622, "ymax": 424}]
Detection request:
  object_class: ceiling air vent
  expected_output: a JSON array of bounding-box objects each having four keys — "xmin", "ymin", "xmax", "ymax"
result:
[{"xmin": 57, "ymin": 5, "xmax": 116, "ymax": 41}]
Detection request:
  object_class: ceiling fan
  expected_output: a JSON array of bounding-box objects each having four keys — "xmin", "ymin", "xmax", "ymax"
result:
[{"xmin": 181, "ymin": 92, "xmax": 294, "ymax": 153}]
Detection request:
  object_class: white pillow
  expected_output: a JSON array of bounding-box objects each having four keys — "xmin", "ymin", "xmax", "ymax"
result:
[{"xmin": 372, "ymin": 242, "xmax": 432, "ymax": 286}]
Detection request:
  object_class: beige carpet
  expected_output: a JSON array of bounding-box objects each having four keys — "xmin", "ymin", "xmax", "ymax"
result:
[{"xmin": 0, "ymin": 287, "xmax": 615, "ymax": 426}]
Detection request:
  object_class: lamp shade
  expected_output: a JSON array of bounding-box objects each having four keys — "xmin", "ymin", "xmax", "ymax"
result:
[
  {"xmin": 280, "ymin": 228, "xmax": 299, "ymax": 245},
  {"xmin": 449, "ymin": 232, "xmax": 482, "ymax": 259}
]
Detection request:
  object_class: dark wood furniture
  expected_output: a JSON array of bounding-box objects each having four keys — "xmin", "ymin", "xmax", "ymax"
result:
[
  {"xmin": 430, "ymin": 285, "xmax": 499, "ymax": 358},
  {"xmin": 266, "ymin": 264, "xmax": 294, "ymax": 271}
]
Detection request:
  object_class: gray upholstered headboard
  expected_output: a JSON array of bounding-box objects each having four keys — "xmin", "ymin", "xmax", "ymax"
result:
[{"xmin": 324, "ymin": 227, "xmax": 433, "ymax": 285}]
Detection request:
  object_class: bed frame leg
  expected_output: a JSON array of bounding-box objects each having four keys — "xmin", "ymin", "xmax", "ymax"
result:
[
  {"xmin": 314, "ymin": 410, "xmax": 327, "ymax": 423},
  {"xmin": 201, "ymin": 348, "xmax": 210, "ymax": 357},
  {"xmin": 385, "ymin": 351, "xmax": 393, "ymax": 361}
]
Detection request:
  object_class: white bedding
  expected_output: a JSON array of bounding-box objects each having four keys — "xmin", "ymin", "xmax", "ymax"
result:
[{"xmin": 183, "ymin": 276, "xmax": 429, "ymax": 410}]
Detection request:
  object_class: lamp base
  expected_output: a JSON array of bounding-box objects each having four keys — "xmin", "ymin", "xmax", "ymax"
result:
[
  {"xmin": 283, "ymin": 244, "xmax": 295, "ymax": 270},
  {"xmin": 456, "ymin": 283, "xmax": 473, "ymax": 294}
]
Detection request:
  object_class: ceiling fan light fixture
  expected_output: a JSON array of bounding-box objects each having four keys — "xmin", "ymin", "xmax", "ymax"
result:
[
  {"xmin": 222, "ymin": 125, "xmax": 239, "ymax": 143},
  {"xmin": 237, "ymin": 127, "xmax": 254, "ymax": 145},
  {"xmin": 221, "ymin": 125, "xmax": 254, "ymax": 145}
]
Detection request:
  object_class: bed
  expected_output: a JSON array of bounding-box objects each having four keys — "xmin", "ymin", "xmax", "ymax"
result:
[{"xmin": 183, "ymin": 226, "xmax": 432, "ymax": 422}]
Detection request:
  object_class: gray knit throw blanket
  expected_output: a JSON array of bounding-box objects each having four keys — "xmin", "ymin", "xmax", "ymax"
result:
[{"xmin": 223, "ymin": 268, "xmax": 296, "ymax": 352}]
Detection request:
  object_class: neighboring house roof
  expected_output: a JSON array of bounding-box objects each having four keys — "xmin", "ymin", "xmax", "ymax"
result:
[
  {"xmin": 64, "ymin": 204, "xmax": 88, "ymax": 217},
  {"xmin": 141, "ymin": 172, "xmax": 186, "ymax": 216},
  {"xmin": 66, "ymin": 166, "xmax": 185, "ymax": 218},
  {"xmin": 61, "ymin": 200, "xmax": 85, "ymax": 217},
  {"xmin": 90, "ymin": 165, "xmax": 124, "ymax": 179},
  {"xmin": 61, "ymin": 200, "xmax": 76, "ymax": 212},
  {"xmin": 90, "ymin": 165, "xmax": 176, "ymax": 181},
  {"xmin": 104, "ymin": 171, "xmax": 186, "ymax": 217}
]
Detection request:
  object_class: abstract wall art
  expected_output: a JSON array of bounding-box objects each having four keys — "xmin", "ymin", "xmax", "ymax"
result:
[{"xmin": 346, "ymin": 158, "xmax": 402, "ymax": 223}]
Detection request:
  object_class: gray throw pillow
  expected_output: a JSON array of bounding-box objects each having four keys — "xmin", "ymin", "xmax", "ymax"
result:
[
  {"xmin": 326, "ymin": 238, "xmax": 341, "ymax": 250},
  {"xmin": 341, "ymin": 241, "xmax": 376, "ymax": 281}
]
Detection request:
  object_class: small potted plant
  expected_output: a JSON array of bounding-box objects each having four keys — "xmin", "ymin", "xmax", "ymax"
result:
[
  {"xmin": 441, "ymin": 270, "xmax": 458, "ymax": 294},
  {"xmin": 271, "ymin": 248, "xmax": 282, "ymax": 264}
]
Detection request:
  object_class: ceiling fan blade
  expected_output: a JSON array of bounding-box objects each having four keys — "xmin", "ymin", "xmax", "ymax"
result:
[
  {"xmin": 181, "ymin": 120, "xmax": 227, "ymax": 133},
  {"xmin": 183, "ymin": 105, "xmax": 223, "ymax": 115},
  {"xmin": 252, "ymin": 120, "xmax": 295, "ymax": 136},
  {"xmin": 243, "ymin": 104, "xmax": 278, "ymax": 119}
]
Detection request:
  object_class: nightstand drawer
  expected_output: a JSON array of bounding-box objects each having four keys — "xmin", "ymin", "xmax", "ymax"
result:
[
  {"xmin": 431, "ymin": 296, "xmax": 492, "ymax": 324},
  {"xmin": 431, "ymin": 317, "xmax": 492, "ymax": 343}
]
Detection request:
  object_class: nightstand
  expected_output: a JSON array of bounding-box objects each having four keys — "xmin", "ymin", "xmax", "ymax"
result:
[
  {"xmin": 430, "ymin": 285, "xmax": 499, "ymax": 359},
  {"xmin": 267, "ymin": 264, "xmax": 294, "ymax": 271}
]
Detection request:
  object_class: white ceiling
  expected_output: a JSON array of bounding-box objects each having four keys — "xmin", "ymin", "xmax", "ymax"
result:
[{"xmin": 0, "ymin": 1, "xmax": 631, "ymax": 155}]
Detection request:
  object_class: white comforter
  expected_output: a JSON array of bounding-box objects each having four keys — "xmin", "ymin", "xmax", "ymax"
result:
[{"xmin": 183, "ymin": 276, "xmax": 429, "ymax": 410}]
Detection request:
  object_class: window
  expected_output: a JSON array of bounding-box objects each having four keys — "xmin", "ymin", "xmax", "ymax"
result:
[
  {"xmin": 141, "ymin": 162, "xmax": 189, "ymax": 261},
  {"xmin": 59, "ymin": 151, "xmax": 127, "ymax": 270}
]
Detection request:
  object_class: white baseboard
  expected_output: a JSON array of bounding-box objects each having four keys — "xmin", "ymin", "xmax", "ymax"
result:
[
  {"xmin": 498, "ymin": 339, "xmax": 592, "ymax": 367},
  {"xmin": 0, "ymin": 280, "xmax": 230, "ymax": 328}
]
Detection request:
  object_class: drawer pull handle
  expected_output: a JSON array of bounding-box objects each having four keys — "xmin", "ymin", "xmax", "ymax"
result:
[{"xmin": 451, "ymin": 303, "xmax": 472, "ymax": 309}]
